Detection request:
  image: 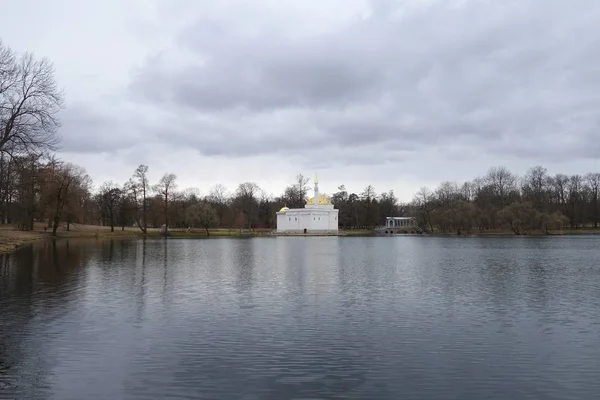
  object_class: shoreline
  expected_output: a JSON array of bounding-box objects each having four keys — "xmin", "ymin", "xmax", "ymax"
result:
[
  {"xmin": 0, "ymin": 224, "xmax": 278, "ymax": 254},
  {"xmin": 423, "ymin": 229, "xmax": 600, "ymax": 237},
  {"xmin": 2, "ymin": 225, "xmax": 600, "ymax": 255}
]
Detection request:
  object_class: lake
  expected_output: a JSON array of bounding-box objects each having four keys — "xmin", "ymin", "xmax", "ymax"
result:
[{"xmin": 1, "ymin": 236, "xmax": 600, "ymax": 399}]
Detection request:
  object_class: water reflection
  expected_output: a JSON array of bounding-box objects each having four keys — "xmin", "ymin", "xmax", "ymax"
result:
[
  {"xmin": 133, "ymin": 238, "xmax": 147, "ymax": 325},
  {"xmin": 232, "ymin": 238, "xmax": 255, "ymax": 306},
  {"xmin": 0, "ymin": 239, "xmax": 98, "ymax": 399},
  {"xmin": 0, "ymin": 236, "xmax": 600, "ymax": 399}
]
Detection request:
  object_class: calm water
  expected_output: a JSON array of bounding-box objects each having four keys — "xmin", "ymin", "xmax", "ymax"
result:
[{"xmin": 1, "ymin": 236, "xmax": 600, "ymax": 399}]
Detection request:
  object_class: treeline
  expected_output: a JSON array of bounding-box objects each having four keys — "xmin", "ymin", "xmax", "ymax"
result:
[
  {"xmin": 412, "ymin": 166, "xmax": 600, "ymax": 234},
  {"xmin": 2, "ymin": 155, "xmax": 599, "ymax": 236},
  {"xmin": 0, "ymin": 159, "xmax": 405, "ymax": 234}
]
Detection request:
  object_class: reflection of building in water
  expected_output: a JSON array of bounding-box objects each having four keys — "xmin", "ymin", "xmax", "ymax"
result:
[{"xmin": 276, "ymin": 175, "xmax": 338, "ymax": 234}]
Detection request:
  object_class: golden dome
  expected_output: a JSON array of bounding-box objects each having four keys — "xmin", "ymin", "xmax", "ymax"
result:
[
  {"xmin": 279, "ymin": 206, "xmax": 289, "ymax": 212},
  {"xmin": 306, "ymin": 194, "xmax": 331, "ymax": 205}
]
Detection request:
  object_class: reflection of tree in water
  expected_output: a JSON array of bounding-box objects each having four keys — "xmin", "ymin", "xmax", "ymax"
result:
[
  {"xmin": 134, "ymin": 238, "xmax": 147, "ymax": 324},
  {"xmin": 1, "ymin": 239, "xmax": 96, "ymax": 299},
  {"xmin": 0, "ymin": 332, "xmax": 19, "ymax": 396},
  {"xmin": 0, "ymin": 239, "xmax": 96, "ymax": 399},
  {"xmin": 232, "ymin": 238, "xmax": 255, "ymax": 308},
  {"xmin": 160, "ymin": 237, "xmax": 172, "ymax": 309}
]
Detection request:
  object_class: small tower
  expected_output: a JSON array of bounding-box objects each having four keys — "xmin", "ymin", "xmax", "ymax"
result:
[{"xmin": 314, "ymin": 173, "xmax": 319, "ymax": 206}]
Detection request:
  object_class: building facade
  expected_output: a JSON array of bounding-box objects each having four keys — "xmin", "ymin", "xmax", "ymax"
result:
[
  {"xmin": 379, "ymin": 216, "xmax": 420, "ymax": 233},
  {"xmin": 276, "ymin": 175, "xmax": 339, "ymax": 234}
]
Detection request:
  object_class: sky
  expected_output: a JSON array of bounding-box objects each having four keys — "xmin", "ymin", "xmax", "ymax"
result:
[{"xmin": 2, "ymin": 0, "xmax": 599, "ymax": 202}]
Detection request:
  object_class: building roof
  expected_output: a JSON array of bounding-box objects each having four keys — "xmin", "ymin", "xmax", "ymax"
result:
[
  {"xmin": 306, "ymin": 194, "xmax": 332, "ymax": 205},
  {"xmin": 386, "ymin": 216, "xmax": 415, "ymax": 220}
]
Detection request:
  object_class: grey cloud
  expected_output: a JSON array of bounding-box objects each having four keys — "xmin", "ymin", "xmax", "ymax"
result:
[
  {"xmin": 59, "ymin": 105, "xmax": 144, "ymax": 154},
  {"xmin": 131, "ymin": 34, "xmax": 386, "ymax": 111},
  {"xmin": 126, "ymin": 0, "xmax": 600, "ymax": 165}
]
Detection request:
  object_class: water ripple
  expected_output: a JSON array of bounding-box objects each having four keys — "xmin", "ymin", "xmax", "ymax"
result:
[{"xmin": 1, "ymin": 236, "xmax": 600, "ymax": 399}]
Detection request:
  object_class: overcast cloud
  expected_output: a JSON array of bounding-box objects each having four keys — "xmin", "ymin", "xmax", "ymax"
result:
[{"xmin": 1, "ymin": 0, "xmax": 599, "ymax": 201}]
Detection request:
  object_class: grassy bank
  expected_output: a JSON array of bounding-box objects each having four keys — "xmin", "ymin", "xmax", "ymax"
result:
[
  {"xmin": 0, "ymin": 229, "xmax": 46, "ymax": 253},
  {"xmin": 0, "ymin": 223, "xmax": 277, "ymax": 254},
  {"xmin": 0, "ymin": 223, "xmax": 149, "ymax": 253}
]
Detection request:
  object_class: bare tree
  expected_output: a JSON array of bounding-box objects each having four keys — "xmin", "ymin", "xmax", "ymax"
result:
[
  {"xmin": 98, "ymin": 181, "xmax": 122, "ymax": 232},
  {"xmin": 1, "ymin": 41, "xmax": 17, "ymax": 97},
  {"xmin": 521, "ymin": 165, "xmax": 549, "ymax": 211},
  {"xmin": 280, "ymin": 174, "xmax": 311, "ymax": 208},
  {"xmin": 41, "ymin": 161, "xmax": 88, "ymax": 236},
  {"xmin": 498, "ymin": 201, "xmax": 538, "ymax": 235},
  {"xmin": 153, "ymin": 173, "xmax": 177, "ymax": 228},
  {"xmin": 294, "ymin": 173, "xmax": 310, "ymax": 203},
  {"xmin": 485, "ymin": 166, "xmax": 517, "ymax": 206},
  {"xmin": 0, "ymin": 40, "xmax": 64, "ymax": 156},
  {"xmin": 551, "ymin": 174, "xmax": 569, "ymax": 214},
  {"xmin": 10, "ymin": 152, "xmax": 44, "ymax": 230},
  {"xmin": 378, "ymin": 189, "xmax": 399, "ymax": 219},
  {"xmin": 64, "ymin": 169, "xmax": 92, "ymax": 230},
  {"xmin": 124, "ymin": 179, "xmax": 142, "ymax": 232},
  {"xmin": 459, "ymin": 182, "xmax": 474, "ymax": 202},
  {"xmin": 413, "ymin": 187, "xmax": 434, "ymax": 233},
  {"xmin": 567, "ymin": 175, "xmax": 583, "ymax": 227},
  {"xmin": 208, "ymin": 183, "xmax": 229, "ymax": 227},
  {"xmin": 186, "ymin": 202, "xmax": 218, "ymax": 235},
  {"xmin": 435, "ymin": 181, "xmax": 460, "ymax": 205},
  {"xmin": 585, "ymin": 172, "xmax": 600, "ymax": 228},
  {"xmin": 234, "ymin": 182, "xmax": 260, "ymax": 229},
  {"xmin": 131, "ymin": 165, "xmax": 149, "ymax": 233},
  {"xmin": 181, "ymin": 187, "xmax": 201, "ymax": 202}
]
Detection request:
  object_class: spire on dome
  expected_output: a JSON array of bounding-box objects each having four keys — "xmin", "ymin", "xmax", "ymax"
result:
[{"xmin": 314, "ymin": 172, "xmax": 318, "ymax": 184}]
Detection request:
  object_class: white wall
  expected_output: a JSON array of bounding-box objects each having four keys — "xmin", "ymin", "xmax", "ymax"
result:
[
  {"xmin": 297, "ymin": 213, "xmax": 309, "ymax": 231},
  {"xmin": 277, "ymin": 211, "xmax": 301, "ymax": 231},
  {"xmin": 276, "ymin": 213, "xmax": 285, "ymax": 231},
  {"xmin": 277, "ymin": 208, "xmax": 339, "ymax": 233},
  {"xmin": 309, "ymin": 212, "xmax": 328, "ymax": 230},
  {"xmin": 328, "ymin": 210, "xmax": 339, "ymax": 231}
]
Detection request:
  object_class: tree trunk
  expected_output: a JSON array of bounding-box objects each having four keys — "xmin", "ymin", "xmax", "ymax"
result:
[
  {"xmin": 136, "ymin": 216, "xmax": 146, "ymax": 233},
  {"xmin": 594, "ymin": 194, "xmax": 598, "ymax": 228},
  {"xmin": 205, "ymin": 227, "xmax": 210, "ymax": 236},
  {"xmin": 164, "ymin": 193, "xmax": 169, "ymax": 229},
  {"xmin": 142, "ymin": 189, "xmax": 147, "ymax": 233},
  {"xmin": 52, "ymin": 214, "xmax": 59, "ymax": 236}
]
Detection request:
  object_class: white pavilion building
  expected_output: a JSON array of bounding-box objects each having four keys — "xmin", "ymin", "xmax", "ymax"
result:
[{"xmin": 276, "ymin": 175, "xmax": 339, "ymax": 234}]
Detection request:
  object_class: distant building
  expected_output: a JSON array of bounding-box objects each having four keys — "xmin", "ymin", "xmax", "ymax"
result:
[
  {"xmin": 276, "ymin": 175, "xmax": 339, "ymax": 234},
  {"xmin": 379, "ymin": 216, "xmax": 420, "ymax": 233}
]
